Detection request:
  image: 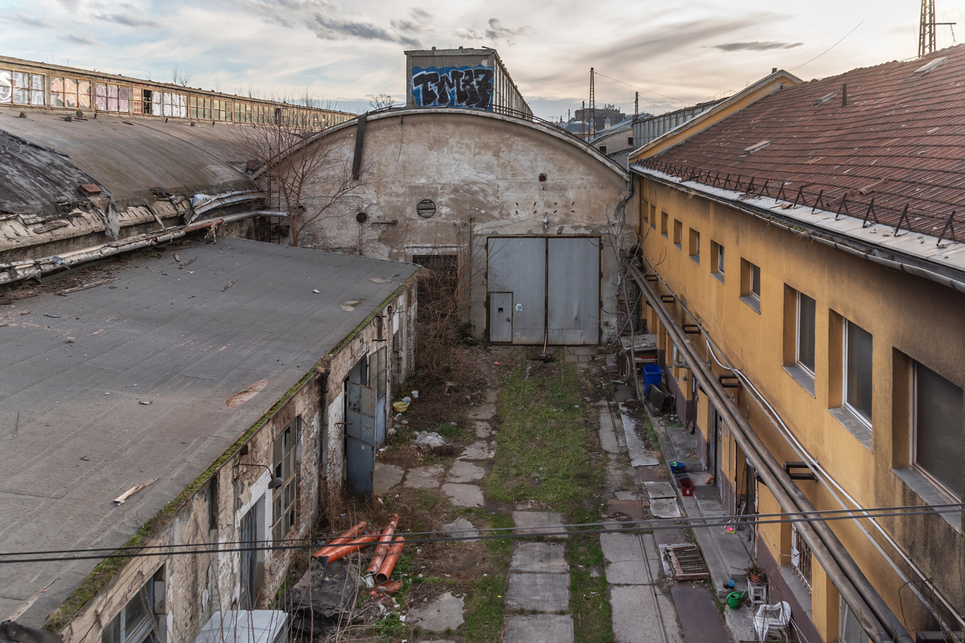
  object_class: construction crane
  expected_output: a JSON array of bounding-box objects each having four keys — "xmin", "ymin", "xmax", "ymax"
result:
[{"xmin": 919, "ymin": 0, "xmax": 956, "ymax": 57}]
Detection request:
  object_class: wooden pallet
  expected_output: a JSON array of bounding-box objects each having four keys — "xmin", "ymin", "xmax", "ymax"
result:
[{"xmin": 665, "ymin": 543, "xmax": 710, "ymax": 581}]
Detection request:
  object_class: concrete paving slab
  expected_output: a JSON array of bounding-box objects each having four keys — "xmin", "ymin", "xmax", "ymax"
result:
[
  {"xmin": 605, "ymin": 461, "xmax": 628, "ymax": 493},
  {"xmin": 403, "ymin": 465, "xmax": 445, "ymax": 489},
  {"xmin": 601, "ymin": 532, "xmax": 652, "ymax": 585},
  {"xmin": 650, "ymin": 498, "xmax": 682, "ymax": 519},
  {"xmin": 620, "ymin": 404, "xmax": 660, "ymax": 466},
  {"xmin": 670, "ymin": 583, "xmax": 730, "ymax": 643},
  {"xmin": 447, "ymin": 460, "xmax": 485, "ymax": 483},
  {"xmin": 644, "ymin": 481, "xmax": 676, "ymax": 499},
  {"xmin": 441, "ymin": 517, "xmax": 479, "ymax": 540},
  {"xmin": 503, "ymin": 614, "xmax": 573, "ymax": 643},
  {"xmin": 408, "ymin": 591, "xmax": 465, "ymax": 632},
  {"xmin": 460, "ymin": 441, "xmax": 495, "ymax": 460},
  {"xmin": 505, "ymin": 572, "xmax": 569, "ymax": 612},
  {"xmin": 467, "ymin": 403, "xmax": 496, "ymax": 420},
  {"xmin": 484, "ymin": 389, "xmax": 498, "ymax": 405},
  {"xmin": 598, "ymin": 407, "xmax": 621, "ymax": 454},
  {"xmin": 640, "ymin": 532, "xmax": 665, "ymax": 582},
  {"xmin": 373, "ymin": 463, "xmax": 404, "ymax": 494},
  {"xmin": 607, "ymin": 499, "xmax": 645, "ymax": 521},
  {"xmin": 636, "ymin": 466, "xmax": 667, "ymax": 483},
  {"xmin": 513, "ymin": 511, "xmax": 566, "ymax": 539},
  {"xmin": 510, "ymin": 542, "xmax": 568, "ymax": 573},
  {"xmin": 611, "ymin": 585, "xmax": 683, "ymax": 643},
  {"xmin": 441, "ymin": 483, "xmax": 484, "ymax": 507},
  {"xmin": 473, "ymin": 420, "xmax": 492, "ymax": 439}
]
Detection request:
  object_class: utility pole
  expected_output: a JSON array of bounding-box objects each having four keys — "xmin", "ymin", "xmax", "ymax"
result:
[
  {"xmin": 634, "ymin": 91, "xmax": 639, "ymax": 118},
  {"xmin": 580, "ymin": 100, "xmax": 585, "ymax": 140}
]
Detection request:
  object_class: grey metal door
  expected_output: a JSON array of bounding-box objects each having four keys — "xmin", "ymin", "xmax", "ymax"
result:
[
  {"xmin": 547, "ymin": 237, "xmax": 600, "ymax": 345},
  {"xmin": 487, "ymin": 237, "xmax": 546, "ymax": 344},
  {"xmin": 489, "ymin": 292, "xmax": 513, "ymax": 343},
  {"xmin": 345, "ymin": 381, "xmax": 376, "ymax": 496}
]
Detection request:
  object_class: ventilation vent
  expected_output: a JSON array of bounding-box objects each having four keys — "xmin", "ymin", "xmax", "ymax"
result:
[
  {"xmin": 744, "ymin": 140, "xmax": 771, "ymax": 154},
  {"xmin": 816, "ymin": 91, "xmax": 839, "ymax": 105}
]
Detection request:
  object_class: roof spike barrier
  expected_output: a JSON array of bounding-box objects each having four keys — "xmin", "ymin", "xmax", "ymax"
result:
[
  {"xmin": 812, "ymin": 189, "xmax": 825, "ymax": 213},
  {"xmin": 894, "ymin": 203, "xmax": 911, "ymax": 237},
  {"xmin": 793, "ymin": 184, "xmax": 806, "ymax": 207},
  {"xmin": 759, "ymin": 179, "xmax": 771, "ymax": 198},
  {"xmin": 723, "ymin": 174, "xmax": 732, "ymax": 190},
  {"xmin": 937, "ymin": 210, "xmax": 956, "ymax": 246},
  {"xmin": 712, "ymin": 171, "xmax": 721, "ymax": 187},
  {"xmin": 777, "ymin": 182, "xmax": 789, "ymax": 201},
  {"xmin": 745, "ymin": 176, "xmax": 757, "ymax": 194},
  {"xmin": 862, "ymin": 197, "xmax": 879, "ymax": 227},
  {"xmin": 835, "ymin": 193, "xmax": 851, "ymax": 221}
]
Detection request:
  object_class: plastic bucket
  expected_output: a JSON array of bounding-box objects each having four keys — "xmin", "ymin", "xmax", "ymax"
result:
[{"xmin": 726, "ymin": 591, "xmax": 746, "ymax": 610}]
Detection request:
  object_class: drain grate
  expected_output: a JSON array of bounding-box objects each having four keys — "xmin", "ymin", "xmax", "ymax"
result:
[{"xmin": 665, "ymin": 543, "xmax": 710, "ymax": 581}]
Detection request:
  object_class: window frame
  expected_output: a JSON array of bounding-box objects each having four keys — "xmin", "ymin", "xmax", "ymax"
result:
[
  {"xmin": 843, "ymin": 319, "xmax": 873, "ymax": 428},
  {"xmin": 660, "ymin": 211, "xmax": 669, "ymax": 238},
  {"xmin": 791, "ymin": 527, "xmax": 812, "ymax": 594},
  {"xmin": 795, "ymin": 291, "xmax": 816, "ymax": 375},
  {"xmin": 271, "ymin": 416, "xmax": 302, "ymax": 541},
  {"xmin": 673, "ymin": 219, "xmax": 682, "ymax": 249},
  {"xmin": 740, "ymin": 259, "xmax": 761, "ymax": 312},
  {"xmin": 711, "ymin": 240, "xmax": 725, "ymax": 282},
  {"xmin": 912, "ymin": 361, "xmax": 963, "ymax": 500},
  {"xmin": 688, "ymin": 228, "xmax": 700, "ymax": 263},
  {"xmin": 101, "ymin": 569, "xmax": 162, "ymax": 643}
]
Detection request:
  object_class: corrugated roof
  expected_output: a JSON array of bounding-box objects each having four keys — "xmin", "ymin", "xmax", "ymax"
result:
[
  {"xmin": 0, "ymin": 238, "xmax": 418, "ymax": 626},
  {"xmin": 638, "ymin": 45, "xmax": 965, "ymax": 243}
]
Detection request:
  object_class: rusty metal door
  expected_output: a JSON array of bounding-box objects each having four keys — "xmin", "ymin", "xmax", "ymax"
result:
[
  {"xmin": 345, "ymin": 381, "xmax": 376, "ymax": 497},
  {"xmin": 489, "ymin": 292, "xmax": 513, "ymax": 343},
  {"xmin": 547, "ymin": 237, "xmax": 600, "ymax": 345},
  {"xmin": 487, "ymin": 237, "xmax": 545, "ymax": 344}
]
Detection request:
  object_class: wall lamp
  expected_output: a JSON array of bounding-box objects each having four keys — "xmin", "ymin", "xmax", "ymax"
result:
[{"xmin": 234, "ymin": 463, "xmax": 284, "ymax": 490}]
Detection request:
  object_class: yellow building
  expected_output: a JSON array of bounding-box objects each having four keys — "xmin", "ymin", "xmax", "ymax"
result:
[{"xmin": 629, "ymin": 48, "xmax": 965, "ymax": 641}]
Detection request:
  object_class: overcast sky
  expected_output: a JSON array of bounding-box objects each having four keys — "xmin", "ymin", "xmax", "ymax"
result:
[{"xmin": 2, "ymin": 0, "xmax": 963, "ymax": 119}]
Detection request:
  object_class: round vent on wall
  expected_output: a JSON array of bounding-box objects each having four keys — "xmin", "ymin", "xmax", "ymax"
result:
[
  {"xmin": 356, "ymin": 212, "xmax": 368, "ymax": 223},
  {"xmin": 417, "ymin": 199, "xmax": 437, "ymax": 218}
]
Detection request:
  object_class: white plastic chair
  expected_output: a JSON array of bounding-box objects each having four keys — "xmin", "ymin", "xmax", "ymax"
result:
[{"xmin": 753, "ymin": 601, "xmax": 791, "ymax": 640}]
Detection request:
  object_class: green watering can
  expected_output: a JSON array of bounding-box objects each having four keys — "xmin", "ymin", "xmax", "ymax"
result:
[{"xmin": 726, "ymin": 590, "xmax": 747, "ymax": 610}]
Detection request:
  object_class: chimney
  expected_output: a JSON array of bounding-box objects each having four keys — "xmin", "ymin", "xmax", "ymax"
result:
[{"xmin": 842, "ymin": 84, "xmax": 848, "ymax": 107}]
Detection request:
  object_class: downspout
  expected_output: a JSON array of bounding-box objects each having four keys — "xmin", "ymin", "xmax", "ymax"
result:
[{"xmin": 630, "ymin": 262, "xmax": 910, "ymax": 643}]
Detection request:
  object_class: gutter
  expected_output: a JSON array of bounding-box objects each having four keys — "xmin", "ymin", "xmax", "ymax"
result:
[
  {"xmin": 629, "ymin": 261, "xmax": 911, "ymax": 643},
  {"xmin": 0, "ymin": 210, "xmax": 263, "ymax": 286},
  {"xmin": 633, "ymin": 166, "xmax": 965, "ymax": 294}
]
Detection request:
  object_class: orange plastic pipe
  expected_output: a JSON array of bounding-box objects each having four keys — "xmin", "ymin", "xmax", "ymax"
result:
[
  {"xmin": 321, "ymin": 533, "xmax": 381, "ymax": 564},
  {"xmin": 365, "ymin": 514, "xmax": 400, "ymax": 575},
  {"xmin": 312, "ymin": 520, "xmax": 367, "ymax": 558},
  {"xmin": 375, "ymin": 537, "xmax": 405, "ymax": 584}
]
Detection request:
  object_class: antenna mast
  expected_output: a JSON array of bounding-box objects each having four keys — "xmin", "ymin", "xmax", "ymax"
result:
[
  {"xmin": 920, "ymin": 0, "xmax": 937, "ymax": 57},
  {"xmin": 588, "ymin": 67, "xmax": 595, "ymax": 141}
]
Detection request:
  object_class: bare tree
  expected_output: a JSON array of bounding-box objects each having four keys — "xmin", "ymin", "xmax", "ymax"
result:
[
  {"xmin": 171, "ymin": 63, "xmax": 193, "ymax": 87},
  {"xmin": 368, "ymin": 93, "xmax": 395, "ymax": 110},
  {"xmin": 238, "ymin": 102, "xmax": 365, "ymax": 248}
]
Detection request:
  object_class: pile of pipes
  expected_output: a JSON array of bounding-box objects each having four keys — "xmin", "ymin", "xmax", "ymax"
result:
[{"xmin": 283, "ymin": 516, "xmax": 405, "ymax": 639}]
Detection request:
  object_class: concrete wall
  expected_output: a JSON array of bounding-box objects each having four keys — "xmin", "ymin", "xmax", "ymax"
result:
[
  {"xmin": 281, "ymin": 109, "xmax": 632, "ymax": 344},
  {"xmin": 636, "ymin": 173, "xmax": 965, "ymax": 638}
]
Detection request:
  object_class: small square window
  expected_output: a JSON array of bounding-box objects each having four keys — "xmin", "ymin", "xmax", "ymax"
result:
[
  {"xmin": 740, "ymin": 259, "xmax": 761, "ymax": 312},
  {"xmin": 688, "ymin": 229, "xmax": 700, "ymax": 263},
  {"xmin": 660, "ymin": 211, "xmax": 669, "ymax": 238},
  {"xmin": 673, "ymin": 220, "xmax": 682, "ymax": 249},
  {"xmin": 711, "ymin": 241, "xmax": 724, "ymax": 282}
]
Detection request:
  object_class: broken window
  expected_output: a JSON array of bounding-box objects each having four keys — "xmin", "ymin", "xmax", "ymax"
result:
[
  {"xmin": 271, "ymin": 417, "xmax": 301, "ymax": 541},
  {"xmin": 791, "ymin": 528, "xmax": 812, "ymax": 593},
  {"xmin": 132, "ymin": 86, "xmax": 155, "ymax": 115}
]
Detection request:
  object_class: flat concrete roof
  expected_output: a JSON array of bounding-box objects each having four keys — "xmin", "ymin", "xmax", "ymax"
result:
[{"xmin": 0, "ymin": 237, "xmax": 418, "ymax": 626}]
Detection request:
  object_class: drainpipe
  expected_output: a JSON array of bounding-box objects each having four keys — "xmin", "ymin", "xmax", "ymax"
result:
[{"xmin": 630, "ymin": 262, "xmax": 910, "ymax": 643}]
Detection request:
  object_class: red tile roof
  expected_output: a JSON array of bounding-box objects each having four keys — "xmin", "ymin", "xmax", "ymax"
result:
[{"xmin": 637, "ymin": 46, "xmax": 965, "ymax": 243}]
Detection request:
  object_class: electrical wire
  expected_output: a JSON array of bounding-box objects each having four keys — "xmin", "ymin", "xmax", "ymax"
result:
[
  {"xmin": 789, "ymin": 22, "xmax": 864, "ymax": 72},
  {"xmin": 1, "ymin": 504, "xmax": 960, "ymax": 564},
  {"xmin": 593, "ymin": 71, "xmax": 687, "ymax": 107}
]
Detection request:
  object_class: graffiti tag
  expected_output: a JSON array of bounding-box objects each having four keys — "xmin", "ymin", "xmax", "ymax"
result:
[{"xmin": 411, "ymin": 66, "xmax": 494, "ymax": 110}]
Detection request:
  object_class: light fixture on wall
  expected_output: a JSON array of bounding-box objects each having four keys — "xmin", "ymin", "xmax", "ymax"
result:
[{"xmin": 234, "ymin": 463, "xmax": 284, "ymax": 490}]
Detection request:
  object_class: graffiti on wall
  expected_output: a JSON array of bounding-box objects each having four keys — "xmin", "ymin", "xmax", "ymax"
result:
[{"xmin": 411, "ymin": 65, "xmax": 494, "ymax": 110}]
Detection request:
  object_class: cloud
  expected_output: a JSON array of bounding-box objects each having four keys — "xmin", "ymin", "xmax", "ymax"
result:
[
  {"xmin": 92, "ymin": 13, "xmax": 162, "ymax": 28},
  {"xmin": 62, "ymin": 34, "xmax": 100, "ymax": 45},
  {"xmin": 12, "ymin": 13, "xmax": 56, "ymax": 29},
  {"xmin": 485, "ymin": 18, "xmax": 527, "ymax": 42},
  {"xmin": 392, "ymin": 7, "xmax": 432, "ymax": 34},
  {"xmin": 714, "ymin": 41, "xmax": 803, "ymax": 52},
  {"xmin": 309, "ymin": 13, "xmax": 421, "ymax": 47}
]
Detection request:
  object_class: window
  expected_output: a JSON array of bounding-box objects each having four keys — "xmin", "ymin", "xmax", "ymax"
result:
[
  {"xmin": 711, "ymin": 241, "xmax": 724, "ymax": 282},
  {"xmin": 599, "ymin": 145, "xmax": 607, "ymax": 153},
  {"xmin": 156, "ymin": 92, "xmax": 186, "ymax": 118},
  {"xmin": 271, "ymin": 417, "xmax": 301, "ymax": 541},
  {"xmin": 102, "ymin": 570, "xmax": 162, "ymax": 643},
  {"xmin": 650, "ymin": 204, "xmax": 657, "ymax": 229},
  {"xmin": 796, "ymin": 292, "xmax": 816, "ymax": 373},
  {"xmin": 50, "ymin": 76, "xmax": 91, "ymax": 109},
  {"xmin": 368, "ymin": 347, "xmax": 388, "ymax": 398},
  {"xmin": 791, "ymin": 528, "xmax": 812, "ymax": 593},
  {"xmin": 627, "ymin": 136, "xmax": 633, "ymax": 145},
  {"xmin": 914, "ymin": 362, "xmax": 963, "ymax": 498},
  {"xmin": 688, "ymin": 228, "xmax": 700, "ymax": 263},
  {"xmin": 840, "ymin": 597, "xmax": 869, "ymax": 643},
  {"xmin": 660, "ymin": 211, "xmax": 669, "ymax": 238},
  {"xmin": 673, "ymin": 220, "xmax": 682, "ymax": 249},
  {"xmin": 95, "ymin": 83, "xmax": 131, "ymax": 112},
  {"xmin": 741, "ymin": 259, "xmax": 761, "ymax": 312},
  {"xmin": 844, "ymin": 320, "xmax": 873, "ymax": 425},
  {"xmin": 7, "ymin": 71, "xmax": 45, "ymax": 106},
  {"xmin": 133, "ymin": 87, "xmax": 154, "ymax": 115}
]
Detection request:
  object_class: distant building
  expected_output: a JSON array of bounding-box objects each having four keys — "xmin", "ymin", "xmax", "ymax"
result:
[{"xmin": 404, "ymin": 47, "xmax": 531, "ymax": 117}]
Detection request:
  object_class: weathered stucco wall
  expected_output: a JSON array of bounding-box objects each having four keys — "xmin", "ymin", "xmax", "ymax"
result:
[
  {"xmin": 279, "ymin": 109, "xmax": 633, "ymax": 343},
  {"xmin": 636, "ymin": 174, "xmax": 965, "ymax": 636}
]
